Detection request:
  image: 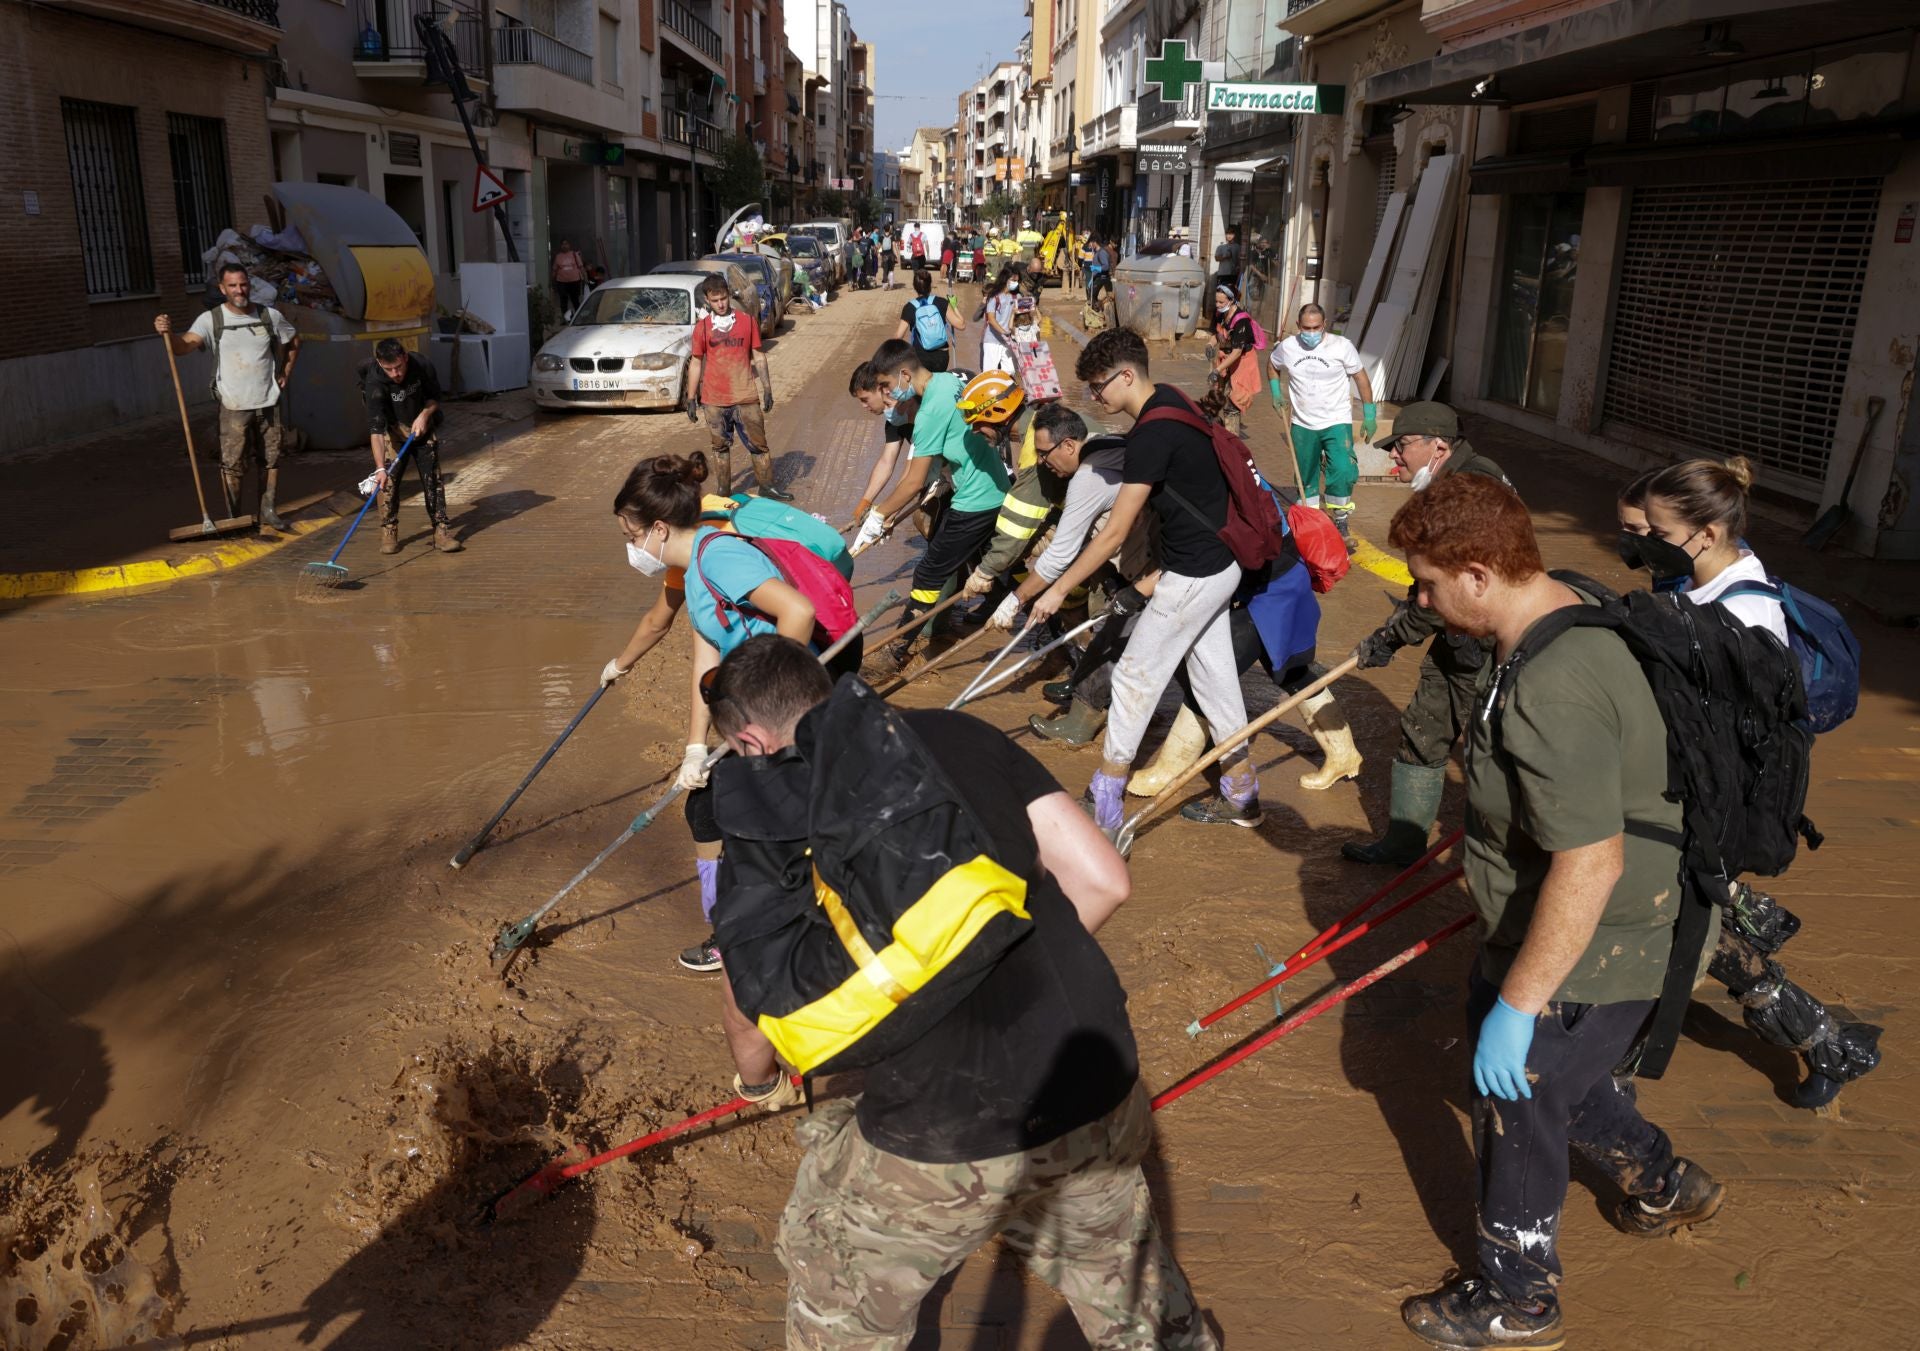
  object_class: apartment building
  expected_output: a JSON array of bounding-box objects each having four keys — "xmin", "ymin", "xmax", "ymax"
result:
[
  {"xmin": 903, "ymin": 126, "xmax": 948, "ymax": 219},
  {"xmin": 784, "ymin": 0, "xmax": 862, "ymax": 198},
  {"xmin": 0, "ymin": 0, "xmax": 282, "ymax": 451}
]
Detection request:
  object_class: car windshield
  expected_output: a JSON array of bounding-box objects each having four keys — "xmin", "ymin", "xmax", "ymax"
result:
[
  {"xmin": 791, "ymin": 238, "xmax": 820, "ymax": 257},
  {"xmin": 572, "ymin": 287, "xmax": 692, "ymax": 326}
]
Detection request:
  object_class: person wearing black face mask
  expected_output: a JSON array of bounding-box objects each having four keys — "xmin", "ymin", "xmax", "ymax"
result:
[{"xmin": 1614, "ymin": 468, "xmax": 1687, "ymax": 593}]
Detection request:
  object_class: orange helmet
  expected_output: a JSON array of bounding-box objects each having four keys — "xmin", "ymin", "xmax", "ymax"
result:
[{"xmin": 956, "ymin": 370, "xmax": 1024, "ymax": 427}]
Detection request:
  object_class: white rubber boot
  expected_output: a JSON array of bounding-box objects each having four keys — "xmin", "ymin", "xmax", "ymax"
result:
[
  {"xmin": 1298, "ymin": 689, "xmax": 1363, "ymax": 791},
  {"xmin": 1126, "ymin": 705, "xmax": 1208, "ymax": 798}
]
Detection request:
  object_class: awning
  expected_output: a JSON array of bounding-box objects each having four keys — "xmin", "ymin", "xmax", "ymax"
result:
[
  {"xmin": 1210, "ymin": 156, "xmax": 1288, "ymax": 184},
  {"xmin": 1468, "ymin": 152, "xmax": 1581, "ymax": 196},
  {"xmin": 1467, "ymin": 131, "xmax": 1905, "ymax": 196}
]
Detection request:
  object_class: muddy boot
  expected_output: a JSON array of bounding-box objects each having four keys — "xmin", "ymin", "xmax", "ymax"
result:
[
  {"xmin": 1618, "ymin": 1158, "xmax": 1725, "ymax": 1237},
  {"xmin": 380, "ymin": 521, "xmax": 401, "ymax": 555},
  {"xmin": 1402, "ymin": 1277, "xmax": 1563, "ymax": 1350},
  {"xmin": 434, "ymin": 520, "xmax": 464, "ymax": 553},
  {"xmin": 258, "ymin": 468, "xmax": 289, "ymax": 531},
  {"xmin": 1341, "ymin": 761, "xmax": 1446, "ymax": 864},
  {"xmin": 1329, "ymin": 507, "xmax": 1359, "ymax": 556},
  {"xmin": 751, "ymin": 453, "xmax": 794, "ymax": 502},
  {"xmin": 1298, "ymin": 689, "xmax": 1363, "ymax": 791},
  {"xmin": 1029, "ymin": 698, "xmax": 1105, "ymax": 747},
  {"xmin": 1042, "ymin": 679, "xmax": 1074, "ymax": 705},
  {"xmin": 221, "ymin": 468, "xmax": 246, "ymax": 521},
  {"xmin": 1126, "ymin": 705, "xmax": 1207, "ymax": 798}
]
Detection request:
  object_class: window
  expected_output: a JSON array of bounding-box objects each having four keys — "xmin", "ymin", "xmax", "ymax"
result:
[
  {"xmin": 62, "ymin": 98, "xmax": 153, "ymax": 299},
  {"xmin": 599, "ymin": 11, "xmax": 620, "ymax": 85},
  {"xmin": 167, "ymin": 114, "xmax": 232, "ymax": 289}
]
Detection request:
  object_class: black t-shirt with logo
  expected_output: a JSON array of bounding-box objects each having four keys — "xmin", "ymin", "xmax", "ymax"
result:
[
  {"xmin": 1124, "ymin": 384, "xmax": 1236, "ymax": 577},
  {"xmin": 361, "ymin": 354, "xmax": 443, "ymax": 437},
  {"xmin": 853, "ymin": 709, "xmax": 1140, "ymax": 1163}
]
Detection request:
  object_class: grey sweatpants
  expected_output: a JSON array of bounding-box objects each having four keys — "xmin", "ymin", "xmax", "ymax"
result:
[{"xmin": 1100, "ymin": 561, "xmax": 1248, "ymax": 767}]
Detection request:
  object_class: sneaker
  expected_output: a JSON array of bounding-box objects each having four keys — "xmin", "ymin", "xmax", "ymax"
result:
[
  {"xmin": 1178, "ymin": 793, "xmax": 1263, "ymax": 828},
  {"xmin": 1618, "ymin": 1157, "xmax": 1724, "ymax": 1237},
  {"xmin": 1331, "ymin": 511, "xmax": 1359, "ymax": 556},
  {"xmin": 757, "ymin": 483, "xmax": 796, "ymax": 503},
  {"xmin": 677, "ymin": 935, "xmax": 722, "ymax": 972},
  {"xmin": 1401, "ymin": 1277, "xmax": 1564, "ymax": 1350}
]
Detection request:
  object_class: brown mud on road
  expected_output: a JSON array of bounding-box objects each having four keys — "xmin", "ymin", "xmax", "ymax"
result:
[{"xmin": 3, "ymin": 284, "xmax": 1918, "ymax": 1349}]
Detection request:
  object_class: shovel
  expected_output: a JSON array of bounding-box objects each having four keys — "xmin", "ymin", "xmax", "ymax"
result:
[
  {"xmin": 162, "ymin": 334, "xmax": 257, "ymax": 541},
  {"xmin": 1803, "ymin": 397, "xmax": 1883, "ymax": 552}
]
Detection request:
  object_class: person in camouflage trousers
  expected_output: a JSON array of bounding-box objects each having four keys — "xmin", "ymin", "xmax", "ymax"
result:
[
  {"xmin": 778, "ymin": 1088, "xmax": 1211, "ymax": 1349},
  {"xmin": 1343, "ymin": 403, "xmax": 1512, "ymax": 866}
]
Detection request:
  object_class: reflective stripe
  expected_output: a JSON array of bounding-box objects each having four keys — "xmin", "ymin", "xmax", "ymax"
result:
[
  {"xmin": 998, "ymin": 521, "xmax": 1042, "ymax": 541},
  {"xmin": 910, "ymin": 587, "xmax": 944, "ymax": 604},
  {"xmin": 1000, "ymin": 494, "xmax": 1051, "ymax": 521},
  {"xmin": 757, "ymin": 855, "xmax": 1031, "ymax": 1073}
]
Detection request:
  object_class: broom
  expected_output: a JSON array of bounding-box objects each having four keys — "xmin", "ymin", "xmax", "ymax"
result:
[
  {"xmin": 163, "ymin": 333, "xmax": 257, "ymax": 541},
  {"xmin": 300, "ymin": 433, "xmax": 417, "ymax": 590}
]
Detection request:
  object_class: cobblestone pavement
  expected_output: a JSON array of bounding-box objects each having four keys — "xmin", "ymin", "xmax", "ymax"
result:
[{"xmin": 1, "ymin": 282, "xmax": 1916, "ymax": 1349}]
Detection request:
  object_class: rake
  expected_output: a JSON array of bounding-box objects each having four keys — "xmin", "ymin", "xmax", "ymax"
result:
[{"xmin": 300, "ymin": 433, "xmax": 417, "ymax": 590}]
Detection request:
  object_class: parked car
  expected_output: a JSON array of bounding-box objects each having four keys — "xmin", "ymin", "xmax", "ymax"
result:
[
  {"xmin": 793, "ymin": 220, "xmax": 848, "ymax": 283},
  {"xmin": 529, "ymin": 274, "xmax": 702, "ymax": 412},
  {"xmin": 648, "ymin": 259, "xmax": 764, "ymax": 334},
  {"xmin": 710, "ymin": 251, "xmax": 785, "ymax": 334},
  {"xmin": 781, "ymin": 233, "xmax": 831, "ymax": 297}
]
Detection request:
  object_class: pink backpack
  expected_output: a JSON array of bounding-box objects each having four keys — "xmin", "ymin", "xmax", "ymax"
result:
[{"xmin": 695, "ymin": 531, "xmax": 859, "ymax": 645}]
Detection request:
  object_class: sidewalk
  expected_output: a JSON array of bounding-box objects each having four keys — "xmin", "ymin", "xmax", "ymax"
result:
[{"xmin": 0, "ymin": 389, "xmax": 537, "ymax": 599}]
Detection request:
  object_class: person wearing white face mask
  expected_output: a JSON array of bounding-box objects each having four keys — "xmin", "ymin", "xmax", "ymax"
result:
[
  {"xmin": 608, "ymin": 450, "xmax": 860, "ymax": 973},
  {"xmin": 1268, "ymin": 302, "xmax": 1375, "ymax": 553}
]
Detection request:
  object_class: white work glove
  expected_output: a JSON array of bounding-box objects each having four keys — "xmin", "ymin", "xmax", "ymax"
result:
[
  {"xmin": 600, "ymin": 657, "xmax": 630, "ymax": 687},
  {"xmin": 676, "ymin": 743, "xmax": 711, "ymax": 791},
  {"xmin": 850, "ymin": 508, "xmax": 887, "ymax": 555},
  {"xmin": 988, "ymin": 591, "xmax": 1024, "ymax": 630},
  {"xmin": 733, "ymin": 1073, "xmax": 804, "ymax": 1111},
  {"xmin": 963, "ymin": 567, "xmax": 997, "ymax": 598}
]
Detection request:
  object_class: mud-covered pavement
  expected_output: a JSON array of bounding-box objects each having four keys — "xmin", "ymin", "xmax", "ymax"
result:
[{"xmin": 3, "ymin": 282, "xmax": 1917, "ymax": 1350}]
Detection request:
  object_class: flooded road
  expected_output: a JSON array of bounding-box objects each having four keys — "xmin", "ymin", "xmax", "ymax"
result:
[{"xmin": 3, "ymin": 283, "xmax": 1918, "ymax": 1349}]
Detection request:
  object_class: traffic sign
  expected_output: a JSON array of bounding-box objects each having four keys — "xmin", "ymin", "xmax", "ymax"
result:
[{"xmin": 473, "ymin": 164, "xmax": 513, "ymax": 212}]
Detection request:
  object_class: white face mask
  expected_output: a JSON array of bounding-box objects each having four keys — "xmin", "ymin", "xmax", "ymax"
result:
[
  {"xmin": 626, "ymin": 535, "xmax": 667, "ymax": 577},
  {"xmin": 707, "ymin": 309, "xmax": 737, "ymax": 333},
  {"xmin": 1410, "ymin": 463, "xmax": 1435, "ymax": 493}
]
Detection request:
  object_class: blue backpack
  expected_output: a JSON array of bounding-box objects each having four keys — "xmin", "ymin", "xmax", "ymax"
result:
[
  {"xmin": 911, "ymin": 296, "xmax": 949, "ymax": 351},
  {"xmin": 1721, "ymin": 577, "xmax": 1861, "ymax": 733}
]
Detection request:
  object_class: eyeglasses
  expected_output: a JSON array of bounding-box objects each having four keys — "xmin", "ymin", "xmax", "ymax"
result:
[{"xmin": 1087, "ymin": 370, "xmax": 1127, "ymax": 400}]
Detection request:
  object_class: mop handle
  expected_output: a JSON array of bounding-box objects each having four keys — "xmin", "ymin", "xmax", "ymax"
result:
[{"xmin": 324, "ymin": 432, "xmax": 417, "ymax": 566}]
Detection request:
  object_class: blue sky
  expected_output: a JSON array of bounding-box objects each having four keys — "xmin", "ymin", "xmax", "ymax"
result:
[{"xmin": 850, "ymin": 0, "xmax": 1029, "ymax": 151}]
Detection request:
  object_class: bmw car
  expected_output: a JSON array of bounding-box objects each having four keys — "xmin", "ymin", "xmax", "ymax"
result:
[{"xmin": 529, "ymin": 274, "xmax": 703, "ymax": 412}]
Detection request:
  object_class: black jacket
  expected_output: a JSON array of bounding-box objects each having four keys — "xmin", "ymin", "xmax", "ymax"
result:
[{"xmin": 361, "ymin": 354, "xmax": 442, "ymax": 438}]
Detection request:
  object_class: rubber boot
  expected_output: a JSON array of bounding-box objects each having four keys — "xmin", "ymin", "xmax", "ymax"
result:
[
  {"xmin": 434, "ymin": 520, "xmax": 463, "ymax": 553},
  {"xmin": 1298, "ymin": 690, "xmax": 1363, "ymax": 791},
  {"xmin": 1329, "ymin": 507, "xmax": 1359, "ymax": 556},
  {"xmin": 221, "ymin": 468, "xmax": 245, "ymax": 521},
  {"xmin": 1126, "ymin": 705, "xmax": 1207, "ymax": 798},
  {"xmin": 259, "ymin": 468, "xmax": 289, "ymax": 531},
  {"xmin": 1029, "ymin": 698, "xmax": 1105, "ymax": 747},
  {"xmin": 1341, "ymin": 760, "xmax": 1446, "ymax": 865},
  {"xmin": 751, "ymin": 453, "xmax": 794, "ymax": 502},
  {"xmin": 380, "ymin": 521, "xmax": 401, "ymax": 555}
]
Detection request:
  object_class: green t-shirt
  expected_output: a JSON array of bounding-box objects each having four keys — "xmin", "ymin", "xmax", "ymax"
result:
[
  {"xmin": 1465, "ymin": 615, "xmax": 1707, "ymax": 1005},
  {"xmin": 911, "ymin": 372, "xmax": 1011, "ymax": 513}
]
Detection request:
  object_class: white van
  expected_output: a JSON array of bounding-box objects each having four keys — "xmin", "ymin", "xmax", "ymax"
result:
[{"xmin": 897, "ymin": 220, "xmax": 946, "ymax": 267}]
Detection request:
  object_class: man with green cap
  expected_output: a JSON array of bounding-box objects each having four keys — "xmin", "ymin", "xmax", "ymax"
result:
[{"xmin": 1343, "ymin": 401, "xmax": 1513, "ymax": 866}]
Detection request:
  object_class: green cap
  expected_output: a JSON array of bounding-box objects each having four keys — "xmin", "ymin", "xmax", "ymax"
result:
[{"xmin": 1380, "ymin": 401, "xmax": 1460, "ymax": 446}]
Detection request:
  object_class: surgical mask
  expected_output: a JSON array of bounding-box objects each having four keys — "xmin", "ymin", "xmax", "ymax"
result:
[
  {"xmin": 1409, "ymin": 462, "xmax": 1435, "ymax": 493},
  {"xmin": 1615, "ymin": 530, "xmax": 1698, "ymax": 584},
  {"xmin": 626, "ymin": 535, "xmax": 667, "ymax": 578},
  {"xmin": 1298, "ymin": 331, "xmax": 1324, "ymax": 350},
  {"xmin": 707, "ymin": 309, "xmax": 736, "ymax": 333}
]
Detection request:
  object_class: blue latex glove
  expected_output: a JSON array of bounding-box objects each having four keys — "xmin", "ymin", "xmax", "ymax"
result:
[
  {"xmin": 1361, "ymin": 401, "xmax": 1379, "ymax": 441},
  {"xmin": 1474, "ymin": 996, "xmax": 1536, "ymax": 1101}
]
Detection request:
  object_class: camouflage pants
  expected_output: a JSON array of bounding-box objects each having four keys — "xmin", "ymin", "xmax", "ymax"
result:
[
  {"xmin": 1396, "ymin": 634, "xmax": 1488, "ymax": 769},
  {"xmin": 776, "ymin": 1084, "xmax": 1216, "ymax": 1350}
]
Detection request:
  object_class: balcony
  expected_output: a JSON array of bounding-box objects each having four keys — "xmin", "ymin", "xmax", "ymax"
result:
[
  {"xmin": 849, "ymin": 70, "xmax": 867, "ymax": 90},
  {"xmin": 1079, "ymin": 102, "xmax": 1136, "ymax": 156},
  {"xmin": 44, "ymin": 0, "xmax": 280, "ymax": 52},
  {"xmin": 493, "ymin": 25, "xmax": 590, "ymax": 83},
  {"xmin": 352, "ymin": 1, "xmax": 486, "ymax": 83},
  {"xmin": 661, "ymin": 0, "xmax": 722, "ymax": 67},
  {"xmin": 662, "ymin": 109, "xmax": 725, "ymax": 157}
]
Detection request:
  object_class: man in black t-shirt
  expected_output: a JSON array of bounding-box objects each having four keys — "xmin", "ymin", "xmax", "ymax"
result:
[
  {"xmin": 1019, "ymin": 328, "xmax": 1258, "ymax": 832},
  {"xmin": 362, "ymin": 338, "xmax": 462, "ymax": 555},
  {"xmin": 703, "ymin": 636, "xmax": 1215, "ymax": 1350}
]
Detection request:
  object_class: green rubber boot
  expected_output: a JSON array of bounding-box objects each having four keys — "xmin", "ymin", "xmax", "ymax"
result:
[
  {"xmin": 1341, "ymin": 761, "xmax": 1446, "ymax": 866},
  {"xmin": 1029, "ymin": 698, "xmax": 1106, "ymax": 747}
]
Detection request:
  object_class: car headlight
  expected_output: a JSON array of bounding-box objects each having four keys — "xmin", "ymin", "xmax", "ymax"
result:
[
  {"xmin": 534, "ymin": 353, "xmax": 565, "ymax": 372},
  {"xmin": 633, "ymin": 353, "xmax": 678, "ymax": 371}
]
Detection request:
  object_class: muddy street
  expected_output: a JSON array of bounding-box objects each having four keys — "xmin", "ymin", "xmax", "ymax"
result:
[{"xmin": 3, "ymin": 282, "xmax": 1917, "ymax": 1350}]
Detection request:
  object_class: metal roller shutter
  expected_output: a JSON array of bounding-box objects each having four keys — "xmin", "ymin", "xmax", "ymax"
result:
[{"xmin": 1601, "ymin": 178, "xmax": 1880, "ymax": 497}]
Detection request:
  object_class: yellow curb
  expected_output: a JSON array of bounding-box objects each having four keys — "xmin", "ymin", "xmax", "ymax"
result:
[
  {"xmin": 1351, "ymin": 536, "xmax": 1413, "ymax": 588},
  {"xmin": 0, "ymin": 516, "xmax": 337, "ymax": 600}
]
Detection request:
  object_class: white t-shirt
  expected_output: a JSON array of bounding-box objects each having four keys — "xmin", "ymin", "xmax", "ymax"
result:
[
  {"xmin": 1270, "ymin": 333, "xmax": 1364, "ymax": 431},
  {"xmin": 1678, "ymin": 549, "xmax": 1788, "ymax": 646},
  {"xmin": 188, "ymin": 303, "xmax": 296, "ymax": 411}
]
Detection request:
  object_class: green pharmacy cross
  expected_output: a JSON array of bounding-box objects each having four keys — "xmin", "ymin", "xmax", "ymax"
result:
[{"xmin": 1145, "ymin": 39, "xmax": 1204, "ymax": 104}]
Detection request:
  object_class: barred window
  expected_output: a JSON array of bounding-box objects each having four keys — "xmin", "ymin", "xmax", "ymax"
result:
[
  {"xmin": 168, "ymin": 114, "xmax": 233, "ymax": 289},
  {"xmin": 62, "ymin": 98, "xmax": 153, "ymax": 298}
]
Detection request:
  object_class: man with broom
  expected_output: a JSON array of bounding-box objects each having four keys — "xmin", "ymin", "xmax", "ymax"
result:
[
  {"xmin": 364, "ymin": 338, "xmax": 462, "ymax": 555},
  {"xmin": 154, "ymin": 263, "xmax": 300, "ymax": 530}
]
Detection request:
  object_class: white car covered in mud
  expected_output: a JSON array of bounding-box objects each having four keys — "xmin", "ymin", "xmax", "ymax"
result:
[{"xmin": 530, "ymin": 274, "xmax": 702, "ymax": 412}]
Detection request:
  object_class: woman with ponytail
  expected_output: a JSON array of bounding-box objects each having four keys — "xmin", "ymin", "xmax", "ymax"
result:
[{"xmin": 1625, "ymin": 456, "xmax": 1784, "ymax": 641}]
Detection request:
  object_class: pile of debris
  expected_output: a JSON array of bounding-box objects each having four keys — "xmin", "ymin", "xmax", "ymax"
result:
[{"xmin": 201, "ymin": 223, "xmax": 342, "ymax": 313}]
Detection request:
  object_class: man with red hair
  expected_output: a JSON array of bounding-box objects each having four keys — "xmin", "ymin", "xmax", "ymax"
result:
[{"xmin": 1391, "ymin": 475, "xmax": 1722, "ymax": 1350}]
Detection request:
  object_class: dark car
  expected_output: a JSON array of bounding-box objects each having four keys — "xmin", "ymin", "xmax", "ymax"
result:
[
  {"xmin": 786, "ymin": 233, "xmax": 830, "ymax": 295},
  {"xmin": 710, "ymin": 252, "xmax": 784, "ymax": 335}
]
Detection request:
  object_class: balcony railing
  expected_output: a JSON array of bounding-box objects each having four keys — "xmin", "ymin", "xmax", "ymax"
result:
[
  {"xmin": 353, "ymin": 1, "xmax": 484, "ymax": 75},
  {"xmin": 663, "ymin": 109, "xmax": 724, "ymax": 156},
  {"xmin": 492, "ymin": 25, "xmax": 591, "ymax": 83},
  {"xmin": 661, "ymin": 0, "xmax": 722, "ymax": 64},
  {"xmin": 209, "ymin": 0, "xmax": 279, "ymax": 19},
  {"xmin": 1079, "ymin": 102, "xmax": 1136, "ymax": 155}
]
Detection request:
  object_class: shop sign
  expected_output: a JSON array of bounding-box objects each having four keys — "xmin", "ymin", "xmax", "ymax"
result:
[
  {"xmin": 1137, "ymin": 144, "xmax": 1190, "ymax": 175},
  {"xmin": 1204, "ymin": 83, "xmax": 1346, "ymax": 116}
]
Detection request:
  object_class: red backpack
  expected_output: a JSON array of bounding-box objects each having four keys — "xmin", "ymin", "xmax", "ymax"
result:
[{"xmin": 694, "ymin": 531, "xmax": 860, "ymax": 645}]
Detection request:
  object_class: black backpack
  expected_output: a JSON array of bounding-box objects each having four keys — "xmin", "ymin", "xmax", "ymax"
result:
[
  {"xmin": 710, "ymin": 677, "xmax": 1035, "ymax": 1078},
  {"xmin": 1491, "ymin": 571, "xmax": 1821, "ymax": 1077}
]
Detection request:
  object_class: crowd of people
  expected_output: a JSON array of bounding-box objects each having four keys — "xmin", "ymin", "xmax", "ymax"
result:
[{"xmin": 585, "ymin": 243, "xmax": 1879, "ymax": 1349}]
